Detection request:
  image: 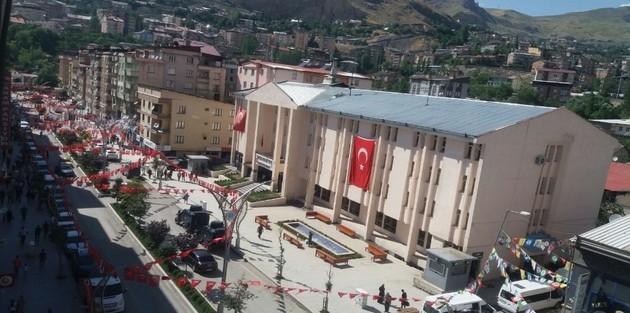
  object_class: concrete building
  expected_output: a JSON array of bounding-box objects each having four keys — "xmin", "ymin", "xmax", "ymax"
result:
[
  {"xmin": 137, "ymin": 86, "xmax": 233, "ymax": 157},
  {"xmin": 532, "ymin": 68, "xmax": 575, "ymax": 104},
  {"xmin": 409, "ymin": 74, "xmax": 470, "ymax": 98},
  {"xmin": 237, "ymin": 60, "xmax": 372, "ymax": 91},
  {"xmin": 232, "ymin": 81, "xmax": 619, "ymax": 271},
  {"xmin": 112, "ymin": 51, "xmax": 139, "ymax": 118},
  {"xmin": 100, "ymin": 15, "xmax": 125, "ymax": 35}
]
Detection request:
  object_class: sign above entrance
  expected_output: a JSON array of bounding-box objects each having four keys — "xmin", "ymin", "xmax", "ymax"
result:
[{"xmin": 255, "ymin": 153, "xmax": 274, "ymax": 171}]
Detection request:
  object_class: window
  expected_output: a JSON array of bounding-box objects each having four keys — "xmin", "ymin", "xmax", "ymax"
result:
[
  {"xmin": 314, "ymin": 185, "xmax": 322, "ymax": 198},
  {"xmin": 243, "ymin": 82, "xmax": 247, "ymax": 89},
  {"xmin": 228, "ymin": 124, "xmax": 233, "ymax": 131},
  {"xmin": 176, "ymin": 106, "xmax": 186, "ymax": 114},
  {"xmin": 469, "ymin": 178, "xmax": 476, "ymax": 195},
  {"xmin": 474, "ymin": 144, "xmax": 483, "ymax": 161},
  {"xmin": 166, "ymin": 80, "xmax": 175, "ymax": 87},
  {"xmin": 465, "ymin": 142, "xmax": 473, "ymax": 159},
  {"xmin": 430, "ymin": 200, "xmax": 436, "ymax": 217},
  {"xmin": 409, "ymin": 162, "xmax": 414, "ymax": 177},
  {"xmin": 431, "ymin": 135, "xmax": 438, "ymax": 151},
  {"xmin": 420, "ymin": 197, "xmax": 427, "ymax": 214},
  {"xmin": 341, "ymin": 197, "xmax": 361, "ymax": 216},
  {"xmin": 211, "ymin": 137, "xmax": 220, "ymax": 144},
  {"xmin": 184, "ymin": 82, "xmax": 192, "ymax": 89},
  {"xmin": 403, "ymin": 191, "xmax": 410, "ymax": 206},
  {"xmin": 371, "ymin": 124, "xmax": 378, "ymax": 137},
  {"xmin": 460, "ymin": 175, "xmax": 467, "ymax": 192},
  {"xmin": 428, "ymin": 259, "xmax": 446, "ymax": 276},
  {"xmin": 167, "ymin": 68, "xmax": 176, "ymax": 75},
  {"xmin": 417, "ymin": 230, "xmax": 427, "ymax": 246},
  {"xmin": 229, "ymin": 109, "xmax": 235, "ymax": 117},
  {"xmin": 389, "ymin": 156, "xmax": 394, "ymax": 170},
  {"xmin": 320, "ymin": 188, "xmax": 331, "ymax": 202},
  {"xmin": 147, "ymin": 65, "xmax": 155, "ymax": 73},
  {"xmin": 176, "ymin": 121, "xmax": 185, "ymax": 129},
  {"xmin": 440, "ymin": 137, "xmax": 446, "ymax": 153},
  {"xmin": 453, "ymin": 209, "xmax": 461, "ymax": 226},
  {"xmin": 463, "ymin": 213, "xmax": 469, "ymax": 229},
  {"xmin": 168, "ymin": 55, "xmax": 176, "ymax": 62},
  {"xmin": 375, "ymin": 212, "xmax": 383, "ymax": 226},
  {"xmin": 383, "ymin": 215, "xmax": 397, "ymax": 233},
  {"xmin": 390, "ymin": 127, "xmax": 398, "ymax": 141},
  {"xmin": 250, "ymin": 70, "xmax": 254, "ymax": 76},
  {"xmin": 547, "ymin": 177, "xmax": 555, "ymax": 194},
  {"xmin": 555, "ymin": 145, "xmax": 563, "ymax": 162},
  {"xmin": 539, "ymin": 177, "xmax": 547, "ymax": 194},
  {"xmin": 291, "ymin": 73, "xmax": 297, "ymax": 80},
  {"xmin": 383, "ymin": 184, "xmax": 389, "ymax": 198},
  {"xmin": 227, "ymin": 137, "xmax": 232, "ymax": 145},
  {"xmin": 426, "ymin": 166, "xmax": 432, "ymax": 183},
  {"xmin": 435, "ymin": 169, "xmax": 441, "ymax": 185},
  {"xmin": 185, "ymin": 69, "xmax": 193, "ymax": 77},
  {"xmin": 413, "ymin": 132, "xmax": 420, "ymax": 147},
  {"xmin": 186, "ymin": 57, "xmax": 194, "ymax": 64},
  {"xmin": 213, "ymin": 108, "xmax": 222, "ymax": 116},
  {"xmin": 212, "ymin": 123, "xmax": 221, "ymax": 130},
  {"xmin": 175, "ymin": 136, "xmax": 184, "ymax": 143},
  {"xmin": 213, "ymin": 73, "xmax": 220, "ymax": 80}
]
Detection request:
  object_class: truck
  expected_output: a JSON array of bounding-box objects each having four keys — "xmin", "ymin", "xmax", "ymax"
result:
[
  {"xmin": 79, "ymin": 275, "xmax": 125, "ymax": 313},
  {"xmin": 198, "ymin": 220, "xmax": 226, "ymax": 245},
  {"xmin": 175, "ymin": 205, "xmax": 210, "ymax": 232}
]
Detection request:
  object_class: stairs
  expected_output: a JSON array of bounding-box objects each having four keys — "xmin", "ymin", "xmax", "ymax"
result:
[{"xmin": 235, "ymin": 181, "xmax": 269, "ymax": 195}]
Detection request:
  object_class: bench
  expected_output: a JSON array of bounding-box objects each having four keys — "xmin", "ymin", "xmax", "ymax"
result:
[
  {"xmin": 336, "ymin": 224, "xmax": 356, "ymax": 238},
  {"xmin": 365, "ymin": 243, "xmax": 388, "ymax": 262},
  {"xmin": 305, "ymin": 210, "xmax": 332, "ymax": 224},
  {"xmin": 282, "ymin": 233, "xmax": 303, "ymax": 249},
  {"xmin": 315, "ymin": 248, "xmax": 349, "ymax": 266},
  {"xmin": 255, "ymin": 215, "xmax": 271, "ymax": 230},
  {"xmin": 305, "ymin": 211, "xmax": 318, "ymax": 218}
]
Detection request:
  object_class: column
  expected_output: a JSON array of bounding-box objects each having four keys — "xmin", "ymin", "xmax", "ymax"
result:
[
  {"xmin": 271, "ymin": 107, "xmax": 285, "ymax": 190},
  {"xmin": 303, "ymin": 113, "xmax": 322, "ymax": 209}
]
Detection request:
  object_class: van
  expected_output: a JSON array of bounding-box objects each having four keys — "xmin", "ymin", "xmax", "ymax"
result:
[
  {"xmin": 497, "ymin": 280, "xmax": 563, "ymax": 313},
  {"xmin": 79, "ymin": 275, "xmax": 125, "ymax": 313},
  {"xmin": 422, "ymin": 291, "xmax": 496, "ymax": 313}
]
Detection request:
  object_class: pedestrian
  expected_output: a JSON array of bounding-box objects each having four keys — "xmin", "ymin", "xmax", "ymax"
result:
[
  {"xmin": 384, "ymin": 292, "xmax": 392, "ymax": 313},
  {"xmin": 18, "ymin": 227, "xmax": 27, "ymax": 246},
  {"xmin": 42, "ymin": 221, "xmax": 49, "ymax": 240},
  {"xmin": 177, "ymin": 172, "xmax": 181, "ymax": 181},
  {"xmin": 39, "ymin": 249, "xmax": 46, "ymax": 268},
  {"xmin": 12, "ymin": 255, "xmax": 21, "ymax": 276},
  {"xmin": 378, "ymin": 284, "xmax": 385, "ymax": 304},
  {"xmin": 34, "ymin": 225, "xmax": 41, "ymax": 244},
  {"xmin": 147, "ymin": 168, "xmax": 152, "ymax": 179},
  {"xmin": 20, "ymin": 205, "xmax": 26, "ymax": 222},
  {"xmin": 8, "ymin": 299, "xmax": 16, "ymax": 313},
  {"xmin": 308, "ymin": 231, "xmax": 313, "ymax": 246},
  {"xmin": 401, "ymin": 289, "xmax": 409, "ymax": 308},
  {"xmin": 182, "ymin": 193, "xmax": 189, "ymax": 204},
  {"xmin": 257, "ymin": 224, "xmax": 263, "ymax": 239},
  {"xmin": 22, "ymin": 263, "xmax": 28, "ymax": 277}
]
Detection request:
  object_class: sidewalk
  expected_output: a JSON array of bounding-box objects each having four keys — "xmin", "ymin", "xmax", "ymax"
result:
[{"xmin": 0, "ymin": 130, "xmax": 84, "ymax": 313}]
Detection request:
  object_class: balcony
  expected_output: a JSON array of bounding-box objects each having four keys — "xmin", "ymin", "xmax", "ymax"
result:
[
  {"xmin": 150, "ymin": 111, "xmax": 170, "ymax": 119},
  {"xmin": 150, "ymin": 127, "xmax": 170, "ymax": 134},
  {"xmin": 125, "ymin": 69, "xmax": 139, "ymax": 76}
]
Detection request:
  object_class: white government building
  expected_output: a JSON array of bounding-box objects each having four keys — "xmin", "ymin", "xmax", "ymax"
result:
[{"xmin": 231, "ymin": 81, "xmax": 619, "ymax": 270}]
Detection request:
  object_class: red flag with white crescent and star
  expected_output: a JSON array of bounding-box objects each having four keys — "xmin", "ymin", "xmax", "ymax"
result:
[
  {"xmin": 233, "ymin": 107, "xmax": 247, "ymax": 132},
  {"xmin": 348, "ymin": 135, "xmax": 376, "ymax": 190}
]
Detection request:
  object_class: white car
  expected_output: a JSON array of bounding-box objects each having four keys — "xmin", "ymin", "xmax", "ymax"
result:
[{"xmin": 106, "ymin": 150, "xmax": 121, "ymax": 162}]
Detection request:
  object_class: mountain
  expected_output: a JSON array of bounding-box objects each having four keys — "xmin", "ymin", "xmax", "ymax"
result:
[{"xmin": 487, "ymin": 7, "xmax": 630, "ymax": 42}]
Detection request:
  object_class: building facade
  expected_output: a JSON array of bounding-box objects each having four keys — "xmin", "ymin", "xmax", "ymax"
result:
[
  {"xmin": 137, "ymin": 86, "xmax": 233, "ymax": 157},
  {"xmin": 532, "ymin": 68, "xmax": 575, "ymax": 104},
  {"xmin": 232, "ymin": 82, "xmax": 619, "ymax": 270},
  {"xmin": 112, "ymin": 51, "xmax": 139, "ymax": 118},
  {"xmin": 237, "ymin": 60, "xmax": 372, "ymax": 91},
  {"xmin": 409, "ymin": 74, "xmax": 470, "ymax": 98}
]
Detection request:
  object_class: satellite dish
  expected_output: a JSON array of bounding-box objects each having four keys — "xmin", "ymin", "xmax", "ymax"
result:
[
  {"xmin": 609, "ymin": 214, "xmax": 623, "ymax": 222},
  {"xmin": 613, "ymin": 157, "xmax": 619, "ymax": 162}
]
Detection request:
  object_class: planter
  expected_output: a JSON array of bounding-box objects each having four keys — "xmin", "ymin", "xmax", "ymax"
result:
[
  {"xmin": 248, "ymin": 197, "xmax": 286, "ymax": 208},
  {"xmin": 228, "ymin": 180, "xmax": 253, "ymax": 189},
  {"xmin": 210, "ymin": 168, "xmax": 230, "ymax": 178}
]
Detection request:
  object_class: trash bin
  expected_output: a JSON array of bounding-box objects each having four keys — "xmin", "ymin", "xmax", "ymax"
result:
[
  {"xmin": 355, "ymin": 288, "xmax": 368, "ymax": 309},
  {"xmin": 200, "ymin": 200, "xmax": 207, "ymax": 210}
]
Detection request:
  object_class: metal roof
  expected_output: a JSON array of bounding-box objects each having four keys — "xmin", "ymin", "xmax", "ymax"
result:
[
  {"xmin": 578, "ymin": 214, "xmax": 630, "ymax": 254},
  {"xmin": 276, "ymin": 82, "xmax": 555, "ymax": 138}
]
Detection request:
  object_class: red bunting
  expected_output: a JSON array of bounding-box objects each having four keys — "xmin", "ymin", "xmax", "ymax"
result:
[
  {"xmin": 178, "ymin": 277, "xmax": 187, "ymax": 288},
  {"xmin": 205, "ymin": 281, "xmax": 216, "ymax": 293},
  {"xmin": 338, "ymin": 292, "xmax": 347, "ymax": 298},
  {"xmin": 124, "ymin": 267, "xmax": 136, "ymax": 281},
  {"xmin": 191, "ymin": 279, "xmax": 201, "ymax": 288}
]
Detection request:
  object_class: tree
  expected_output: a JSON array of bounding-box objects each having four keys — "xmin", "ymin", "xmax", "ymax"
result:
[
  {"xmin": 172, "ymin": 233, "xmax": 199, "ymax": 251},
  {"xmin": 622, "ymin": 83, "xmax": 630, "ymax": 118},
  {"xmin": 118, "ymin": 179, "xmax": 150, "ymax": 218},
  {"xmin": 146, "ymin": 219, "xmax": 171, "ymax": 245},
  {"xmin": 508, "ymin": 86, "xmax": 543, "ymax": 106},
  {"xmin": 597, "ymin": 202, "xmax": 625, "ymax": 226},
  {"xmin": 358, "ymin": 51, "xmax": 373, "ymax": 74},
  {"xmin": 276, "ymin": 230, "xmax": 285, "ymax": 279},
  {"xmin": 35, "ymin": 65, "xmax": 60, "ymax": 87},
  {"xmin": 565, "ymin": 94, "xmax": 620, "ymax": 119},
  {"xmin": 599, "ymin": 77, "xmax": 616, "ymax": 97},
  {"xmin": 222, "ymin": 275, "xmax": 257, "ymax": 313},
  {"xmin": 321, "ymin": 265, "xmax": 334, "ymax": 313},
  {"xmin": 89, "ymin": 16, "xmax": 101, "ymax": 33},
  {"xmin": 240, "ymin": 36, "xmax": 258, "ymax": 55}
]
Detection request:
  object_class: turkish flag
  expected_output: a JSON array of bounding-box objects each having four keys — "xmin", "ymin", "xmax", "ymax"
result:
[
  {"xmin": 348, "ymin": 136, "xmax": 376, "ymax": 190},
  {"xmin": 233, "ymin": 107, "xmax": 247, "ymax": 132}
]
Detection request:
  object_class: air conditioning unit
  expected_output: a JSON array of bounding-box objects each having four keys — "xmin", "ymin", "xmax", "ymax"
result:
[{"xmin": 535, "ymin": 155, "xmax": 546, "ymax": 165}]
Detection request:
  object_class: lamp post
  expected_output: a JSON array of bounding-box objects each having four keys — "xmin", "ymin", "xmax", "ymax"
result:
[
  {"xmin": 205, "ymin": 180, "xmax": 272, "ymax": 313},
  {"xmin": 494, "ymin": 210, "xmax": 531, "ymax": 248}
]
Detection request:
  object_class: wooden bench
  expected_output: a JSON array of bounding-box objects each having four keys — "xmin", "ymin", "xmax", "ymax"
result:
[
  {"xmin": 255, "ymin": 215, "xmax": 271, "ymax": 230},
  {"xmin": 305, "ymin": 211, "xmax": 318, "ymax": 218},
  {"xmin": 315, "ymin": 212, "xmax": 331, "ymax": 224},
  {"xmin": 365, "ymin": 243, "xmax": 388, "ymax": 262},
  {"xmin": 315, "ymin": 248, "xmax": 349, "ymax": 266},
  {"xmin": 336, "ymin": 224, "xmax": 356, "ymax": 238},
  {"xmin": 282, "ymin": 233, "xmax": 303, "ymax": 249}
]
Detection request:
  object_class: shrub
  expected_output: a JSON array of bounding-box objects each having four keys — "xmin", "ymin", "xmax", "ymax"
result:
[
  {"xmin": 146, "ymin": 219, "xmax": 170, "ymax": 245},
  {"xmin": 172, "ymin": 233, "xmax": 199, "ymax": 251},
  {"xmin": 247, "ymin": 190, "xmax": 280, "ymax": 202},
  {"xmin": 210, "ymin": 164, "xmax": 227, "ymax": 171}
]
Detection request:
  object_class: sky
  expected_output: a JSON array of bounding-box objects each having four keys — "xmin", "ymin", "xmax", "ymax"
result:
[{"xmin": 476, "ymin": 0, "xmax": 630, "ymax": 16}]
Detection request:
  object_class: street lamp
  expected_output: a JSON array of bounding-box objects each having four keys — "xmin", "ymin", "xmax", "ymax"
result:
[
  {"xmin": 494, "ymin": 210, "xmax": 531, "ymax": 248},
  {"xmin": 205, "ymin": 180, "xmax": 272, "ymax": 313}
]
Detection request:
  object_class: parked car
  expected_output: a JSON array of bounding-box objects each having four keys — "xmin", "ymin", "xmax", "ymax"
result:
[
  {"xmin": 182, "ymin": 249, "xmax": 218, "ymax": 273},
  {"xmin": 56, "ymin": 163, "xmax": 76, "ymax": 177},
  {"xmin": 69, "ymin": 248, "xmax": 96, "ymax": 278},
  {"xmin": 175, "ymin": 205, "xmax": 210, "ymax": 232},
  {"xmin": 65, "ymin": 229, "xmax": 87, "ymax": 255},
  {"xmin": 55, "ymin": 212, "xmax": 75, "ymax": 230}
]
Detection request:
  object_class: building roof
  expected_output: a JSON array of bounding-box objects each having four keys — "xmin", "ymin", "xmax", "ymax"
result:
[
  {"xmin": 275, "ymin": 82, "xmax": 555, "ymax": 138},
  {"xmin": 604, "ymin": 162, "xmax": 630, "ymax": 192},
  {"xmin": 242, "ymin": 60, "xmax": 370, "ymax": 80},
  {"xmin": 172, "ymin": 39, "xmax": 221, "ymax": 57},
  {"xmin": 578, "ymin": 214, "xmax": 630, "ymax": 257},
  {"xmin": 592, "ymin": 119, "xmax": 630, "ymax": 126}
]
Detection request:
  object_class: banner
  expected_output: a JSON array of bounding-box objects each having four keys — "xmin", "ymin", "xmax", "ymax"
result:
[
  {"xmin": 233, "ymin": 107, "xmax": 247, "ymax": 132},
  {"xmin": 348, "ymin": 136, "xmax": 376, "ymax": 190}
]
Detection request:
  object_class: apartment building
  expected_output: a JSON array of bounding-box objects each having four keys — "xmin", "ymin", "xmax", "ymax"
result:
[
  {"xmin": 232, "ymin": 81, "xmax": 619, "ymax": 270},
  {"xmin": 237, "ymin": 60, "xmax": 372, "ymax": 90},
  {"xmin": 112, "ymin": 51, "xmax": 139, "ymax": 118},
  {"xmin": 531, "ymin": 68, "xmax": 575, "ymax": 104},
  {"xmin": 409, "ymin": 73, "xmax": 470, "ymax": 98},
  {"xmin": 137, "ymin": 86, "xmax": 233, "ymax": 157}
]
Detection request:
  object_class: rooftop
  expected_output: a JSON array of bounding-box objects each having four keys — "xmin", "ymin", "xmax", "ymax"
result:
[
  {"xmin": 578, "ymin": 214, "xmax": 630, "ymax": 259},
  {"xmin": 242, "ymin": 60, "xmax": 370, "ymax": 80},
  {"xmin": 604, "ymin": 162, "xmax": 630, "ymax": 192},
  {"xmin": 273, "ymin": 82, "xmax": 555, "ymax": 138}
]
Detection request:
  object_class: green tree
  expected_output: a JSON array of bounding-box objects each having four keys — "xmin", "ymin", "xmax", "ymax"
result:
[
  {"xmin": 597, "ymin": 202, "xmax": 625, "ymax": 226},
  {"xmin": 240, "ymin": 36, "xmax": 258, "ymax": 55},
  {"xmin": 599, "ymin": 77, "xmax": 616, "ymax": 97},
  {"xmin": 222, "ymin": 275, "xmax": 257, "ymax": 313},
  {"xmin": 508, "ymin": 86, "xmax": 543, "ymax": 106},
  {"xmin": 89, "ymin": 16, "xmax": 100, "ymax": 33},
  {"xmin": 622, "ymin": 83, "xmax": 630, "ymax": 118},
  {"xmin": 565, "ymin": 93, "xmax": 620, "ymax": 119},
  {"xmin": 118, "ymin": 179, "xmax": 150, "ymax": 219},
  {"xmin": 358, "ymin": 51, "xmax": 373, "ymax": 74},
  {"xmin": 34, "ymin": 65, "xmax": 60, "ymax": 87}
]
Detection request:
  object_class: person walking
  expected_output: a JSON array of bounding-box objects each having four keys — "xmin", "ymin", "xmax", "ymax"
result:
[
  {"xmin": 34, "ymin": 225, "xmax": 41, "ymax": 244},
  {"xmin": 400, "ymin": 289, "xmax": 409, "ymax": 309},
  {"xmin": 18, "ymin": 227, "xmax": 27, "ymax": 246},
  {"xmin": 38, "ymin": 249, "xmax": 47, "ymax": 268},
  {"xmin": 182, "ymin": 193, "xmax": 189, "ymax": 204},
  {"xmin": 20, "ymin": 205, "xmax": 26, "ymax": 222},
  {"xmin": 42, "ymin": 221, "xmax": 49, "ymax": 240},
  {"xmin": 257, "ymin": 224, "xmax": 263, "ymax": 239},
  {"xmin": 177, "ymin": 172, "xmax": 181, "ymax": 181},
  {"xmin": 12, "ymin": 255, "xmax": 21, "ymax": 277},
  {"xmin": 378, "ymin": 284, "xmax": 386, "ymax": 304},
  {"xmin": 384, "ymin": 292, "xmax": 392, "ymax": 313}
]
